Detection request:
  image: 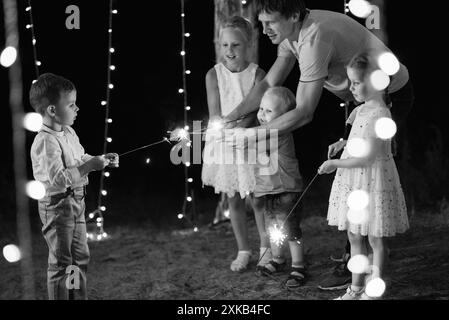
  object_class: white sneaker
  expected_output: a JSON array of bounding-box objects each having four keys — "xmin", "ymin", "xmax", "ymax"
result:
[
  {"xmin": 333, "ymin": 287, "xmax": 364, "ymax": 300},
  {"xmin": 230, "ymin": 250, "xmax": 251, "ymax": 272}
]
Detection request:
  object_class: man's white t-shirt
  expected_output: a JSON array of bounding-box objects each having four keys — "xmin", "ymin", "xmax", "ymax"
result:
[{"xmin": 278, "ymin": 10, "xmax": 409, "ymax": 101}]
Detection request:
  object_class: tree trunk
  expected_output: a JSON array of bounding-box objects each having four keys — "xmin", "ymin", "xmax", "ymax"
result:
[{"xmin": 214, "ymin": 0, "xmax": 258, "ymax": 63}]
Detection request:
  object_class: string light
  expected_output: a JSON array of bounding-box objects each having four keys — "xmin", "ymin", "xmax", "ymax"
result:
[
  {"xmin": 90, "ymin": 0, "xmax": 118, "ymax": 241},
  {"xmin": 25, "ymin": 0, "xmax": 40, "ymax": 77},
  {"xmin": 6, "ymin": 0, "xmax": 36, "ymax": 297},
  {"xmin": 176, "ymin": 0, "xmax": 198, "ymax": 232}
]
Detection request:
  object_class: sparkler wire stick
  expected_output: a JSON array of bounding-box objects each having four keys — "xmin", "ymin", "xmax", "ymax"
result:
[{"xmin": 119, "ymin": 138, "xmax": 169, "ymax": 157}]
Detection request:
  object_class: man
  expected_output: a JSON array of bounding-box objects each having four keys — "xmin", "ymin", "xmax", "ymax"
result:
[{"xmin": 225, "ymin": 0, "xmax": 414, "ymax": 290}]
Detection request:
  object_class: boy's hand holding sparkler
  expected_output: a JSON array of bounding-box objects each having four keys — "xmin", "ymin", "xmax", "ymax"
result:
[{"xmin": 105, "ymin": 153, "xmax": 119, "ymax": 168}]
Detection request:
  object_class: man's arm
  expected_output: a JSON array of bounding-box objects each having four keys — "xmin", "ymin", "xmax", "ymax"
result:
[
  {"xmin": 258, "ymin": 77, "xmax": 326, "ymax": 135},
  {"xmin": 226, "ymin": 56, "xmax": 296, "ymax": 122}
]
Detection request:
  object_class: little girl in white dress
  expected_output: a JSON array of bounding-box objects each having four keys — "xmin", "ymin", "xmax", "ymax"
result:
[{"xmin": 319, "ymin": 52, "xmax": 409, "ymax": 300}]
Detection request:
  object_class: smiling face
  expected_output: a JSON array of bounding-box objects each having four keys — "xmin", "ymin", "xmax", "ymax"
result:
[
  {"xmin": 257, "ymin": 93, "xmax": 285, "ymax": 124},
  {"xmin": 53, "ymin": 90, "xmax": 78, "ymax": 128},
  {"xmin": 258, "ymin": 11, "xmax": 299, "ymax": 44},
  {"xmin": 219, "ymin": 27, "xmax": 249, "ymax": 70}
]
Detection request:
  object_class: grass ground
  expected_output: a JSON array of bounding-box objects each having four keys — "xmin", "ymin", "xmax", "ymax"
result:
[{"xmin": 1, "ymin": 206, "xmax": 449, "ymax": 300}]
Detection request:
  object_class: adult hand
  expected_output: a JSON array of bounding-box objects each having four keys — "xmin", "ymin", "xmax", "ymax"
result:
[
  {"xmin": 222, "ymin": 116, "xmax": 238, "ymax": 129},
  {"xmin": 318, "ymin": 160, "xmax": 337, "ymax": 175}
]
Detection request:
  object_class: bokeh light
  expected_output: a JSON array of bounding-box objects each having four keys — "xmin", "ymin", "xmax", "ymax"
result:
[
  {"xmin": 3, "ymin": 244, "xmax": 21, "ymax": 263},
  {"xmin": 347, "ymin": 190, "xmax": 369, "ymax": 211},
  {"xmin": 370, "ymin": 70, "xmax": 390, "ymax": 91},
  {"xmin": 365, "ymin": 277, "xmax": 386, "ymax": 297},
  {"xmin": 26, "ymin": 180, "xmax": 46, "ymax": 200},
  {"xmin": 347, "ymin": 254, "xmax": 369, "ymax": 274},
  {"xmin": 348, "ymin": 0, "xmax": 372, "ymax": 18},
  {"xmin": 375, "ymin": 117, "xmax": 397, "ymax": 140},
  {"xmin": 347, "ymin": 208, "xmax": 369, "ymax": 225},
  {"xmin": 23, "ymin": 112, "xmax": 43, "ymax": 132},
  {"xmin": 378, "ymin": 52, "xmax": 400, "ymax": 76},
  {"xmin": 346, "ymin": 138, "xmax": 370, "ymax": 158},
  {"xmin": 0, "ymin": 46, "xmax": 17, "ymax": 67}
]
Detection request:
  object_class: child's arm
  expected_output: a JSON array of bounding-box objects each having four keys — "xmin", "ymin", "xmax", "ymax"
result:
[
  {"xmin": 205, "ymin": 68, "xmax": 221, "ymax": 121},
  {"xmin": 318, "ymin": 138, "xmax": 382, "ymax": 174},
  {"xmin": 33, "ymin": 137, "xmax": 109, "ymax": 189}
]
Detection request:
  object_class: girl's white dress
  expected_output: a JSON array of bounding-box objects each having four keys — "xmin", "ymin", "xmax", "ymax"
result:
[
  {"xmin": 201, "ymin": 62, "xmax": 258, "ymax": 199},
  {"xmin": 327, "ymin": 101, "xmax": 409, "ymax": 237}
]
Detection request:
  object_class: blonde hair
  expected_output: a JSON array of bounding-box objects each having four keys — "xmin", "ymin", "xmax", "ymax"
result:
[
  {"xmin": 219, "ymin": 16, "xmax": 253, "ymax": 44},
  {"xmin": 265, "ymin": 86, "xmax": 296, "ymax": 113}
]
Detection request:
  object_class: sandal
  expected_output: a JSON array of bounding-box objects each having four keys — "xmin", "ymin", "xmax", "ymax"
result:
[
  {"xmin": 256, "ymin": 259, "xmax": 286, "ymax": 276},
  {"xmin": 285, "ymin": 266, "xmax": 308, "ymax": 288}
]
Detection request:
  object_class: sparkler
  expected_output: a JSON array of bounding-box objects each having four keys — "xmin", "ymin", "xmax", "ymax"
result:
[
  {"xmin": 118, "ymin": 138, "xmax": 171, "ymax": 157},
  {"xmin": 257, "ymin": 172, "xmax": 320, "ymax": 268}
]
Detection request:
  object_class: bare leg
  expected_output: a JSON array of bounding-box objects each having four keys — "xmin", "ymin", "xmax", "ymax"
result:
[
  {"xmin": 228, "ymin": 195, "xmax": 251, "ymax": 272},
  {"xmin": 368, "ymin": 235, "xmax": 386, "ymax": 280},
  {"xmin": 289, "ymin": 239, "xmax": 305, "ymax": 267},
  {"xmin": 228, "ymin": 195, "xmax": 249, "ymax": 251},
  {"xmin": 250, "ymin": 196, "xmax": 270, "ymax": 248},
  {"xmin": 348, "ymin": 231, "xmax": 366, "ymax": 288}
]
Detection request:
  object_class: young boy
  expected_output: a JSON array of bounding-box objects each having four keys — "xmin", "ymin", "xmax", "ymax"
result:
[
  {"xmin": 251, "ymin": 87, "xmax": 307, "ymax": 288},
  {"xmin": 30, "ymin": 73, "xmax": 118, "ymax": 299}
]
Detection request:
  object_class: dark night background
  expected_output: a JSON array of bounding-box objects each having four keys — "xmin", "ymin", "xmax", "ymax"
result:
[{"xmin": 0, "ymin": 0, "xmax": 447, "ymax": 236}]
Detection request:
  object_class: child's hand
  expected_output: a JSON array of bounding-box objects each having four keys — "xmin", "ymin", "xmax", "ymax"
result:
[
  {"xmin": 328, "ymin": 139, "xmax": 346, "ymax": 159},
  {"xmin": 105, "ymin": 153, "xmax": 119, "ymax": 167},
  {"xmin": 89, "ymin": 156, "xmax": 110, "ymax": 171},
  {"xmin": 318, "ymin": 160, "xmax": 337, "ymax": 175}
]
